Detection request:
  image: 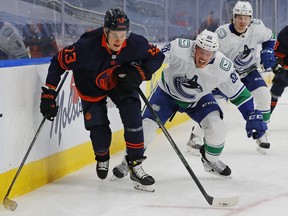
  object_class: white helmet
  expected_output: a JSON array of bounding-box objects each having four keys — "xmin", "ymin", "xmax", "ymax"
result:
[
  {"xmin": 196, "ymin": 29, "xmax": 219, "ymax": 52},
  {"xmin": 233, "ymin": 1, "xmax": 253, "ymax": 17}
]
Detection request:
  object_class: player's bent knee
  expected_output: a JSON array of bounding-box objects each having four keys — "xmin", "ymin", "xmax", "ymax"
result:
[
  {"xmin": 200, "ymin": 111, "xmax": 226, "ymax": 145},
  {"xmin": 252, "ymin": 87, "xmax": 270, "ymax": 110},
  {"xmin": 143, "ymin": 118, "xmax": 158, "ymax": 149}
]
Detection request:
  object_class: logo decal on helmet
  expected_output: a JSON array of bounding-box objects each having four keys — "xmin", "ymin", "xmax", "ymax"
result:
[
  {"xmin": 104, "ymin": 8, "xmax": 130, "ymax": 35},
  {"xmin": 117, "ymin": 18, "xmax": 125, "ymax": 24},
  {"xmin": 196, "ymin": 29, "xmax": 219, "ymax": 52},
  {"xmin": 233, "ymin": 1, "xmax": 253, "ymax": 18}
]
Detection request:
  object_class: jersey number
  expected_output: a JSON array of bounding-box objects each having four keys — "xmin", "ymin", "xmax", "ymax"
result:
[
  {"xmin": 230, "ymin": 72, "xmax": 238, "ymax": 84},
  {"xmin": 64, "ymin": 47, "xmax": 77, "ymax": 64},
  {"xmin": 161, "ymin": 43, "xmax": 171, "ymax": 53}
]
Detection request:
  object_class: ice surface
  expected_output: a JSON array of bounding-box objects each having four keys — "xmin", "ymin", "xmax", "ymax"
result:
[{"xmin": 1, "ymin": 90, "xmax": 288, "ymax": 216}]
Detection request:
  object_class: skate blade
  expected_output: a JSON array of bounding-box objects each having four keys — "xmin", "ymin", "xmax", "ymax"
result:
[
  {"xmin": 204, "ymin": 169, "xmax": 232, "ymax": 179},
  {"xmin": 110, "ymin": 175, "xmax": 119, "ymax": 181},
  {"xmin": 133, "ymin": 182, "xmax": 155, "ymax": 192},
  {"xmin": 186, "ymin": 146, "xmax": 200, "ymax": 156},
  {"xmin": 256, "ymin": 141, "xmax": 270, "ymax": 155},
  {"xmin": 256, "ymin": 146, "xmax": 267, "ymax": 155}
]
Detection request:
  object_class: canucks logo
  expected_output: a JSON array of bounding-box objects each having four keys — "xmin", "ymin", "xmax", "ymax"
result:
[
  {"xmin": 174, "ymin": 75, "xmax": 203, "ymax": 99},
  {"xmin": 220, "ymin": 57, "xmax": 232, "ymax": 71},
  {"xmin": 178, "ymin": 38, "xmax": 190, "ymax": 48},
  {"xmin": 234, "ymin": 45, "xmax": 254, "ymax": 68},
  {"xmin": 216, "ymin": 28, "xmax": 227, "ymax": 39}
]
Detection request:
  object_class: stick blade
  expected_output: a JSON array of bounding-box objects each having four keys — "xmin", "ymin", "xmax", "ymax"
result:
[
  {"xmin": 2, "ymin": 197, "xmax": 17, "ymax": 211},
  {"xmin": 211, "ymin": 196, "xmax": 239, "ymax": 207}
]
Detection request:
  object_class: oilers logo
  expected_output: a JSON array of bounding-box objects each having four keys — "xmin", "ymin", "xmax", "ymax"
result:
[
  {"xmin": 174, "ymin": 75, "xmax": 203, "ymax": 99},
  {"xmin": 234, "ymin": 45, "xmax": 255, "ymax": 68}
]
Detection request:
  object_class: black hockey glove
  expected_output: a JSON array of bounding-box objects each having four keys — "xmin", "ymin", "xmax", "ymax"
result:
[
  {"xmin": 271, "ymin": 58, "xmax": 288, "ymax": 86},
  {"xmin": 272, "ymin": 63, "xmax": 285, "ymax": 74},
  {"xmin": 115, "ymin": 62, "xmax": 146, "ymax": 91},
  {"xmin": 272, "ymin": 57, "xmax": 285, "ymax": 74},
  {"xmin": 245, "ymin": 110, "xmax": 267, "ymax": 139},
  {"xmin": 272, "ymin": 68, "xmax": 288, "ymax": 86},
  {"xmin": 40, "ymin": 86, "xmax": 58, "ymax": 121}
]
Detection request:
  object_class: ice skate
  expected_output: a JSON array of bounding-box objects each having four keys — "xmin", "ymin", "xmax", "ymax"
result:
[
  {"xmin": 186, "ymin": 127, "xmax": 203, "ymax": 156},
  {"xmin": 112, "ymin": 156, "xmax": 129, "ymax": 179},
  {"xmin": 128, "ymin": 158, "xmax": 155, "ymax": 192},
  {"xmin": 96, "ymin": 160, "xmax": 109, "ymax": 180},
  {"xmin": 256, "ymin": 132, "xmax": 270, "ymax": 155},
  {"xmin": 200, "ymin": 146, "xmax": 231, "ymax": 178}
]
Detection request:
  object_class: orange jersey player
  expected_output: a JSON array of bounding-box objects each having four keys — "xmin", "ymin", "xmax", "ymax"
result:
[
  {"xmin": 270, "ymin": 26, "xmax": 288, "ymax": 113},
  {"xmin": 40, "ymin": 8, "xmax": 164, "ymax": 192}
]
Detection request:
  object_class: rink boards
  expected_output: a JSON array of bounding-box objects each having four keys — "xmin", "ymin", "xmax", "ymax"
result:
[{"xmin": 0, "ymin": 62, "xmax": 189, "ymax": 201}]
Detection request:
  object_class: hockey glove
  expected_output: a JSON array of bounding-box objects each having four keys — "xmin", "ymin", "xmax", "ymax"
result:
[
  {"xmin": 245, "ymin": 110, "xmax": 267, "ymax": 139},
  {"xmin": 116, "ymin": 62, "xmax": 145, "ymax": 91},
  {"xmin": 40, "ymin": 86, "xmax": 58, "ymax": 121},
  {"xmin": 272, "ymin": 63, "xmax": 285, "ymax": 74},
  {"xmin": 260, "ymin": 48, "xmax": 276, "ymax": 70}
]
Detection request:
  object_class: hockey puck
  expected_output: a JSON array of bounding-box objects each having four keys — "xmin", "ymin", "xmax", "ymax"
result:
[{"xmin": 0, "ymin": 113, "xmax": 2, "ymax": 117}]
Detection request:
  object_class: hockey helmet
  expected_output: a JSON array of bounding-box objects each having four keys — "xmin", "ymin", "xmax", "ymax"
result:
[
  {"xmin": 233, "ymin": 1, "xmax": 253, "ymax": 17},
  {"xmin": 104, "ymin": 8, "xmax": 130, "ymax": 32},
  {"xmin": 196, "ymin": 29, "xmax": 219, "ymax": 52}
]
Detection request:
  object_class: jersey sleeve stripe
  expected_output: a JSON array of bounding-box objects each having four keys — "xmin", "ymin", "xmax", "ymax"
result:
[{"xmin": 57, "ymin": 49, "xmax": 69, "ymax": 70}]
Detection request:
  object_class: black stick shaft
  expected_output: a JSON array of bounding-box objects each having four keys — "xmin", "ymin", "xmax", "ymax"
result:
[
  {"xmin": 137, "ymin": 88, "xmax": 214, "ymax": 205},
  {"xmin": 3, "ymin": 71, "xmax": 69, "ymax": 200}
]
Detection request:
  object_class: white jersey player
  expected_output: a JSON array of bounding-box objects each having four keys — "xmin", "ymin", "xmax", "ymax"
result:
[
  {"xmin": 112, "ymin": 30, "xmax": 267, "ymax": 179},
  {"xmin": 0, "ymin": 22, "xmax": 29, "ymax": 60},
  {"xmin": 187, "ymin": 1, "xmax": 275, "ymax": 155}
]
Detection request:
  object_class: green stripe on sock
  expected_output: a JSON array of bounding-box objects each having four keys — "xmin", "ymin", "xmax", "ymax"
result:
[
  {"xmin": 204, "ymin": 143, "xmax": 224, "ymax": 155},
  {"xmin": 230, "ymin": 88, "xmax": 252, "ymax": 107},
  {"xmin": 262, "ymin": 111, "xmax": 270, "ymax": 123}
]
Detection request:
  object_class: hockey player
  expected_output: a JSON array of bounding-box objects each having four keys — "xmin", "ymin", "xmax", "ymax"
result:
[
  {"xmin": 270, "ymin": 25, "xmax": 288, "ymax": 113},
  {"xmin": 113, "ymin": 29, "xmax": 267, "ymax": 178},
  {"xmin": 187, "ymin": 1, "xmax": 275, "ymax": 155},
  {"xmin": 0, "ymin": 21, "xmax": 29, "ymax": 59},
  {"xmin": 39, "ymin": 8, "xmax": 164, "ymax": 192}
]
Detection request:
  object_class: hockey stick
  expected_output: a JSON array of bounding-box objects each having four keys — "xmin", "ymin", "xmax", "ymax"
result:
[
  {"xmin": 2, "ymin": 71, "xmax": 69, "ymax": 211},
  {"xmin": 137, "ymin": 88, "xmax": 239, "ymax": 207}
]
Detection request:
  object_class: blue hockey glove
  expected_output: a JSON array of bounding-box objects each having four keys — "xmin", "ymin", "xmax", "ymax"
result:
[
  {"xmin": 245, "ymin": 110, "xmax": 267, "ymax": 139},
  {"xmin": 260, "ymin": 48, "xmax": 276, "ymax": 70}
]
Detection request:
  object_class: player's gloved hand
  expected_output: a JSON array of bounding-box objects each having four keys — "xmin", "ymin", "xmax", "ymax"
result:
[
  {"xmin": 40, "ymin": 86, "xmax": 58, "ymax": 121},
  {"xmin": 260, "ymin": 48, "xmax": 276, "ymax": 70},
  {"xmin": 116, "ymin": 62, "xmax": 145, "ymax": 91},
  {"xmin": 272, "ymin": 63, "xmax": 285, "ymax": 74},
  {"xmin": 272, "ymin": 57, "xmax": 285, "ymax": 74},
  {"xmin": 245, "ymin": 110, "xmax": 267, "ymax": 139}
]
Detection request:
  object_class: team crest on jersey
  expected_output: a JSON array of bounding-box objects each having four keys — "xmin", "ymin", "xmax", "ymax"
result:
[
  {"xmin": 234, "ymin": 45, "xmax": 254, "ymax": 67},
  {"xmin": 252, "ymin": 19, "xmax": 262, "ymax": 25},
  {"xmin": 216, "ymin": 28, "xmax": 227, "ymax": 39},
  {"xmin": 174, "ymin": 75, "xmax": 202, "ymax": 99},
  {"xmin": 220, "ymin": 57, "xmax": 232, "ymax": 71},
  {"xmin": 178, "ymin": 39, "xmax": 191, "ymax": 48}
]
